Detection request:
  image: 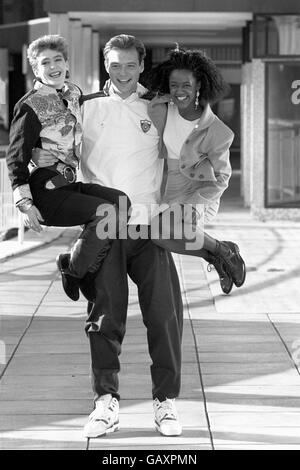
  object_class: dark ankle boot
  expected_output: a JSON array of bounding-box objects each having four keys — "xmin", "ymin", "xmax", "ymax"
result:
[
  {"xmin": 215, "ymin": 241, "xmax": 246, "ymax": 288},
  {"xmin": 206, "ymin": 253, "xmax": 233, "ymax": 295},
  {"xmin": 56, "ymin": 253, "xmax": 80, "ymax": 301}
]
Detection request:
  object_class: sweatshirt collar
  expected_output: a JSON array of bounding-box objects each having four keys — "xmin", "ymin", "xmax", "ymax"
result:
[{"xmin": 103, "ymin": 80, "xmax": 148, "ymax": 102}]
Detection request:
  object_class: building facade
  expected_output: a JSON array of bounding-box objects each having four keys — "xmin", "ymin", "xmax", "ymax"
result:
[{"xmin": 1, "ymin": 0, "xmax": 300, "ymax": 220}]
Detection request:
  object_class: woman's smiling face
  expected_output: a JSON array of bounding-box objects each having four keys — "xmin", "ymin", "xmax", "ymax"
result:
[{"xmin": 169, "ymin": 69, "xmax": 200, "ymax": 112}]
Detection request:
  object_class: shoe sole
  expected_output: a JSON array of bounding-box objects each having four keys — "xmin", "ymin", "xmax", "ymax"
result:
[
  {"xmin": 222, "ymin": 278, "xmax": 234, "ymax": 295},
  {"xmin": 220, "ymin": 264, "xmax": 234, "ymax": 295},
  {"xmin": 56, "ymin": 254, "xmax": 80, "ymax": 301},
  {"xmin": 225, "ymin": 242, "xmax": 246, "ymax": 288},
  {"xmin": 56, "ymin": 253, "xmax": 67, "ymax": 271},
  {"xmin": 155, "ymin": 423, "xmax": 182, "ymax": 437},
  {"xmin": 84, "ymin": 421, "xmax": 119, "ymax": 438}
]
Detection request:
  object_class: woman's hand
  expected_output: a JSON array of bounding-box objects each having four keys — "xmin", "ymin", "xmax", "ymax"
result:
[
  {"xmin": 23, "ymin": 205, "xmax": 44, "ymax": 233},
  {"xmin": 31, "ymin": 148, "xmax": 59, "ymax": 167}
]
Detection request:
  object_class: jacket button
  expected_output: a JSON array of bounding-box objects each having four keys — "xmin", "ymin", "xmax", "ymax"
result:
[
  {"xmin": 199, "ymin": 174, "xmax": 204, "ymax": 179},
  {"xmin": 190, "ymin": 172, "xmax": 195, "ymax": 177},
  {"xmin": 181, "ymin": 164, "xmax": 186, "ymax": 169}
]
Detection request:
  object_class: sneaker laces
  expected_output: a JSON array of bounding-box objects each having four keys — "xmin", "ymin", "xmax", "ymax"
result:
[
  {"xmin": 206, "ymin": 253, "xmax": 218, "ymax": 273},
  {"xmin": 207, "ymin": 255, "xmax": 228, "ymax": 281},
  {"xmin": 207, "ymin": 263, "xmax": 213, "ymax": 273},
  {"xmin": 91, "ymin": 396, "xmax": 118, "ymax": 424},
  {"xmin": 155, "ymin": 398, "xmax": 178, "ymax": 421}
]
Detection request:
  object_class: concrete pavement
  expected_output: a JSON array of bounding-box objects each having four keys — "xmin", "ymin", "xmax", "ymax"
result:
[{"xmin": 1, "ymin": 200, "xmax": 300, "ymax": 450}]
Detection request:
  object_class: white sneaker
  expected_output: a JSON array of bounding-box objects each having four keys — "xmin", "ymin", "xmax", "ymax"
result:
[
  {"xmin": 153, "ymin": 398, "xmax": 182, "ymax": 436},
  {"xmin": 83, "ymin": 394, "xmax": 119, "ymax": 438}
]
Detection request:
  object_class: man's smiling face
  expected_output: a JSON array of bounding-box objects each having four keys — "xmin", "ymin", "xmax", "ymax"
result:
[{"xmin": 105, "ymin": 47, "xmax": 144, "ymax": 99}]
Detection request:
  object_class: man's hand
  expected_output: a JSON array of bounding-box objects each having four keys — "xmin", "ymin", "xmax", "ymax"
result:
[
  {"xmin": 31, "ymin": 148, "xmax": 59, "ymax": 167},
  {"xmin": 23, "ymin": 205, "xmax": 44, "ymax": 233}
]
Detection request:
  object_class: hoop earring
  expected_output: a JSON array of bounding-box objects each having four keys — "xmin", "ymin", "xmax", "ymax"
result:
[
  {"xmin": 195, "ymin": 90, "xmax": 200, "ymax": 110},
  {"xmin": 169, "ymin": 97, "xmax": 174, "ymax": 105}
]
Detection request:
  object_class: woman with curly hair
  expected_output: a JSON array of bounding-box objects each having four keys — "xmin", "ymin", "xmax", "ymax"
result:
[
  {"xmin": 147, "ymin": 48, "xmax": 246, "ymax": 294},
  {"xmin": 6, "ymin": 34, "xmax": 130, "ymax": 301}
]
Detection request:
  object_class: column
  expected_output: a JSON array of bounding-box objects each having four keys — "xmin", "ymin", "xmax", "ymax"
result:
[
  {"xmin": 240, "ymin": 62, "xmax": 252, "ymax": 207},
  {"xmin": 49, "ymin": 13, "xmax": 69, "ymax": 44},
  {"xmin": 274, "ymin": 16, "xmax": 300, "ymax": 55},
  {"xmin": 82, "ymin": 25, "xmax": 93, "ymax": 94},
  {"xmin": 0, "ymin": 48, "xmax": 9, "ymax": 129},
  {"xmin": 241, "ymin": 60, "xmax": 265, "ymax": 215},
  {"xmin": 69, "ymin": 19, "xmax": 83, "ymax": 89},
  {"xmin": 251, "ymin": 60, "xmax": 265, "ymax": 217},
  {"xmin": 91, "ymin": 30, "xmax": 100, "ymax": 92}
]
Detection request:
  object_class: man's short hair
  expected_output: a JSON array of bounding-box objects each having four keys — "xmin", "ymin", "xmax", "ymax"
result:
[
  {"xmin": 27, "ymin": 35, "xmax": 68, "ymax": 71},
  {"xmin": 103, "ymin": 34, "xmax": 146, "ymax": 64}
]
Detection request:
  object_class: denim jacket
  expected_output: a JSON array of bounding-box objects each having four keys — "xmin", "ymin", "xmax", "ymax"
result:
[{"xmin": 147, "ymin": 94, "xmax": 234, "ymax": 204}]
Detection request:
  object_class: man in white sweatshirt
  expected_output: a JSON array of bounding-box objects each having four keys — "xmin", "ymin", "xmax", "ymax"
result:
[{"xmin": 80, "ymin": 35, "xmax": 183, "ymax": 438}]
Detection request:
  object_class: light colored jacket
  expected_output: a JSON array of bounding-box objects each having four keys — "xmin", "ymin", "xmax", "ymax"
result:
[{"xmin": 147, "ymin": 94, "xmax": 234, "ymax": 205}]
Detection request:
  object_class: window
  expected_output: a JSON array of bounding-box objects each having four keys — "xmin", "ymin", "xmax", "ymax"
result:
[{"xmin": 265, "ymin": 62, "xmax": 300, "ymax": 207}]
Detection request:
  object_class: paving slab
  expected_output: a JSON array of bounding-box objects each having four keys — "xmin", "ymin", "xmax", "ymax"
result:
[
  {"xmin": 0, "ymin": 435, "xmax": 87, "ymax": 450},
  {"xmin": 201, "ymin": 370, "xmax": 300, "ymax": 387},
  {"xmin": 215, "ymin": 445, "xmax": 300, "ymax": 449},
  {"xmin": 195, "ymin": 341, "xmax": 288, "ymax": 353},
  {"xmin": 211, "ymin": 426, "xmax": 300, "ymax": 446},
  {"xmin": 197, "ymin": 352, "xmax": 292, "ymax": 363},
  {"xmin": 204, "ymin": 388, "xmax": 300, "ymax": 412},
  {"xmin": 0, "ymin": 414, "xmax": 88, "ymax": 431},
  {"xmin": 195, "ymin": 334, "xmax": 282, "ymax": 343},
  {"xmin": 208, "ymin": 411, "xmax": 300, "ymax": 427},
  {"xmin": 0, "ymin": 399, "xmax": 92, "ymax": 415},
  {"xmin": 0, "ymin": 305, "xmax": 40, "ymax": 316},
  {"xmin": 193, "ymin": 326, "xmax": 276, "ymax": 335},
  {"xmin": 200, "ymin": 362, "xmax": 294, "ymax": 374}
]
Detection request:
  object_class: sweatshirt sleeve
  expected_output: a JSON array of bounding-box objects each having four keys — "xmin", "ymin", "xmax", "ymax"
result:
[{"xmin": 6, "ymin": 101, "xmax": 41, "ymax": 204}]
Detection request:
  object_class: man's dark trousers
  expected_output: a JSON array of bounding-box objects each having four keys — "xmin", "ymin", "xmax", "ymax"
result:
[{"xmin": 86, "ymin": 228, "xmax": 183, "ymax": 403}]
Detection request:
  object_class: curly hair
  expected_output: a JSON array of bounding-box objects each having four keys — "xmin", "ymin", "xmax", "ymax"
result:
[
  {"xmin": 27, "ymin": 35, "xmax": 68, "ymax": 72},
  {"xmin": 147, "ymin": 48, "xmax": 230, "ymax": 104}
]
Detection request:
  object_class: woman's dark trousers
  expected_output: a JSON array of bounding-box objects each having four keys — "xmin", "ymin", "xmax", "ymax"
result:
[{"xmin": 29, "ymin": 168, "xmax": 129, "ymax": 277}]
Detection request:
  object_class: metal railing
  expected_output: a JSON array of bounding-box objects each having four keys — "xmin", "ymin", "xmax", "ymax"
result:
[{"xmin": 0, "ymin": 158, "xmax": 24, "ymax": 242}]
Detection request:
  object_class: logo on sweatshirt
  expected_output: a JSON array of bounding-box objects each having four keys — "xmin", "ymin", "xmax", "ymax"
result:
[{"xmin": 140, "ymin": 119, "xmax": 151, "ymax": 133}]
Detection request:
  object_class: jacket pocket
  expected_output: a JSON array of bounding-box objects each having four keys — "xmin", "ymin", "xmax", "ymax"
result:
[{"xmin": 193, "ymin": 157, "xmax": 217, "ymax": 182}]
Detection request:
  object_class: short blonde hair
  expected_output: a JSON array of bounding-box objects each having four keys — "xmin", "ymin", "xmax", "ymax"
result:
[
  {"xmin": 27, "ymin": 35, "xmax": 68, "ymax": 71},
  {"xmin": 104, "ymin": 34, "xmax": 146, "ymax": 64}
]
